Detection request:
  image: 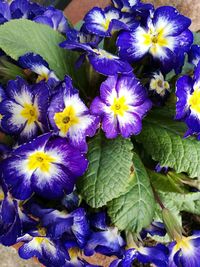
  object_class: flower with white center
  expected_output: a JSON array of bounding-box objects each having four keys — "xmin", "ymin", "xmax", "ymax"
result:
[
  {"xmin": 0, "ymin": 77, "xmax": 49, "ymax": 143},
  {"xmin": 117, "ymin": 6, "xmax": 193, "ymax": 73},
  {"xmin": 168, "ymin": 233, "xmax": 200, "ymax": 267},
  {"xmin": 2, "ymin": 133, "xmax": 88, "ymax": 200},
  {"xmin": 176, "ymin": 62, "xmax": 200, "ymax": 138},
  {"xmin": 48, "ymin": 76, "xmax": 99, "ymax": 152},
  {"xmin": 90, "ymin": 75, "xmax": 152, "ymax": 138},
  {"xmin": 149, "ymin": 72, "xmax": 170, "ymax": 97}
]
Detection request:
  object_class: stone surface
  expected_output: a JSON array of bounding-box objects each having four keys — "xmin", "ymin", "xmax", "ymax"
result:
[{"xmin": 0, "ymin": 245, "xmax": 39, "ymax": 267}]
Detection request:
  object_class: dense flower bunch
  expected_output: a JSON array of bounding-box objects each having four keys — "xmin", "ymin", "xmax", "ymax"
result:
[{"xmin": 0, "ymin": 0, "xmax": 200, "ymax": 267}]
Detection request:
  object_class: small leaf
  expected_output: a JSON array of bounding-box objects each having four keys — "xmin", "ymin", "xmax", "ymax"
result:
[
  {"xmin": 0, "ymin": 19, "xmax": 68, "ymax": 79},
  {"xmin": 77, "ymin": 132, "xmax": 135, "ymax": 208},
  {"xmin": 107, "ymin": 152, "xmax": 155, "ymax": 233}
]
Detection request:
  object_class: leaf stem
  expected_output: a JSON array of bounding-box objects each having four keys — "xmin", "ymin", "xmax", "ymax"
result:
[{"xmin": 151, "ymin": 184, "xmax": 165, "ymax": 209}]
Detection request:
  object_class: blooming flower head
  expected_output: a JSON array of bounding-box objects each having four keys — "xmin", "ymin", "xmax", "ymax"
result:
[
  {"xmin": 48, "ymin": 76, "xmax": 99, "ymax": 152},
  {"xmin": 149, "ymin": 72, "xmax": 170, "ymax": 97},
  {"xmin": 176, "ymin": 62, "xmax": 200, "ymax": 138},
  {"xmin": 168, "ymin": 232, "xmax": 200, "ymax": 267},
  {"xmin": 188, "ymin": 44, "xmax": 200, "ymax": 67},
  {"xmin": 30, "ymin": 204, "xmax": 90, "ymax": 248},
  {"xmin": 19, "ymin": 53, "xmax": 59, "ymax": 87},
  {"xmin": 83, "ymin": 6, "xmax": 137, "ymax": 37},
  {"xmin": 0, "ymin": 77, "xmax": 50, "ymax": 143},
  {"xmin": 90, "ymin": 75, "xmax": 152, "ymax": 138},
  {"xmin": 112, "ymin": 0, "xmax": 153, "ymax": 13},
  {"xmin": 2, "ymin": 133, "xmax": 88, "ymax": 200},
  {"xmin": 117, "ymin": 6, "xmax": 193, "ymax": 73},
  {"xmin": 34, "ymin": 6, "xmax": 69, "ymax": 34},
  {"xmin": 10, "ymin": 0, "xmax": 45, "ymax": 20},
  {"xmin": 60, "ymin": 34, "xmax": 132, "ymax": 76},
  {"xmin": 17, "ymin": 229, "xmax": 68, "ymax": 267}
]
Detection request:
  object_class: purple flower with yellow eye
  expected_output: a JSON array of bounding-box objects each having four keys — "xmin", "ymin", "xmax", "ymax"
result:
[
  {"xmin": 176, "ymin": 62, "xmax": 200, "ymax": 138},
  {"xmin": 48, "ymin": 76, "xmax": 99, "ymax": 152},
  {"xmin": 117, "ymin": 6, "xmax": 193, "ymax": 73},
  {"xmin": 34, "ymin": 6, "xmax": 69, "ymax": 34},
  {"xmin": 19, "ymin": 53, "xmax": 59, "ymax": 87},
  {"xmin": 90, "ymin": 75, "xmax": 152, "ymax": 138},
  {"xmin": 83, "ymin": 6, "xmax": 137, "ymax": 37},
  {"xmin": 17, "ymin": 230, "xmax": 68, "ymax": 267},
  {"xmin": 168, "ymin": 232, "xmax": 200, "ymax": 267},
  {"xmin": 2, "ymin": 133, "xmax": 88, "ymax": 200},
  {"xmin": 0, "ymin": 77, "xmax": 50, "ymax": 143}
]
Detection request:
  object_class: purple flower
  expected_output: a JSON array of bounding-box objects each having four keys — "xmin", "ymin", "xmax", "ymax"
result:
[
  {"xmin": 112, "ymin": 0, "xmax": 153, "ymax": 14},
  {"xmin": 0, "ymin": 1, "xmax": 11, "ymax": 24},
  {"xmin": 34, "ymin": 6, "xmax": 69, "ymax": 34},
  {"xmin": 10, "ymin": 0, "xmax": 45, "ymax": 20},
  {"xmin": 90, "ymin": 75, "xmax": 152, "ymax": 138},
  {"xmin": 176, "ymin": 62, "xmax": 200, "ymax": 138},
  {"xmin": 30, "ymin": 204, "xmax": 90, "ymax": 248},
  {"xmin": 17, "ymin": 230, "xmax": 68, "ymax": 267},
  {"xmin": 110, "ymin": 244, "xmax": 168, "ymax": 267},
  {"xmin": 60, "ymin": 31, "xmax": 132, "ymax": 76},
  {"xmin": 2, "ymin": 133, "xmax": 88, "ymax": 200},
  {"xmin": 117, "ymin": 6, "xmax": 193, "ymax": 73},
  {"xmin": 0, "ymin": 77, "xmax": 50, "ymax": 143},
  {"xmin": 188, "ymin": 44, "xmax": 200, "ymax": 67},
  {"xmin": 48, "ymin": 76, "xmax": 99, "ymax": 152},
  {"xmin": 83, "ymin": 6, "xmax": 137, "ymax": 37},
  {"xmin": 18, "ymin": 53, "xmax": 59, "ymax": 88},
  {"xmin": 168, "ymin": 232, "xmax": 200, "ymax": 267}
]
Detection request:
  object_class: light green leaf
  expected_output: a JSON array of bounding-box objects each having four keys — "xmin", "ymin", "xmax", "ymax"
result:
[
  {"xmin": 107, "ymin": 152, "xmax": 155, "ymax": 233},
  {"xmin": 136, "ymin": 110, "xmax": 200, "ymax": 178},
  {"xmin": 77, "ymin": 132, "xmax": 135, "ymax": 208},
  {"xmin": 0, "ymin": 19, "xmax": 68, "ymax": 79}
]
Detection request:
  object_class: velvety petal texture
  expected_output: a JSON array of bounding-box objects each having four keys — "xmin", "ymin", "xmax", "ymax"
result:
[
  {"xmin": 0, "ymin": 77, "xmax": 50, "ymax": 143},
  {"xmin": 48, "ymin": 76, "xmax": 99, "ymax": 152},
  {"xmin": 2, "ymin": 133, "xmax": 88, "ymax": 200},
  {"xmin": 90, "ymin": 75, "xmax": 152, "ymax": 138}
]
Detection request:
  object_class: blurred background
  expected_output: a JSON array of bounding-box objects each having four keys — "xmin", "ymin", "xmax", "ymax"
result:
[{"xmin": 1, "ymin": 0, "xmax": 200, "ymax": 266}]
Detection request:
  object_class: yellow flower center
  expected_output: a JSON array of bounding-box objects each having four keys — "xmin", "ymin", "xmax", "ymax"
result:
[
  {"xmin": 188, "ymin": 89, "xmax": 200, "ymax": 114},
  {"xmin": 143, "ymin": 27, "xmax": 168, "ymax": 55},
  {"xmin": 68, "ymin": 248, "xmax": 79, "ymax": 261},
  {"xmin": 102, "ymin": 19, "xmax": 111, "ymax": 30},
  {"xmin": 27, "ymin": 151, "xmax": 56, "ymax": 173},
  {"xmin": 110, "ymin": 96, "xmax": 129, "ymax": 116},
  {"xmin": 20, "ymin": 103, "xmax": 38, "ymax": 125},
  {"xmin": 54, "ymin": 106, "xmax": 79, "ymax": 135},
  {"xmin": 35, "ymin": 237, "xmax": 45, "ymax": 244},
  {"xmin": 174, "ymin": 236, "xmax": 193, "ymax": 253},
  {"xmin": 36, "ymin": 72, "xmax": 49, "ymax": 83}
]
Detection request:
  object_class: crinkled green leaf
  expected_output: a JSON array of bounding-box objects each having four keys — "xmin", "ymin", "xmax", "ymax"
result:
[
  {"xmin": 107, "ymin": 152, "xmax": 155, "ymax": 233},
  {"xmin": 0, "ymin": 19, "xmax": 68, "ymax": 79},
  {"xmin": 77, "ymin": 132, "xmax": 135, "ymax": 208},
  {"xmin": 136, "ymin": 110, "xmax": 200, "ymax": 178}
]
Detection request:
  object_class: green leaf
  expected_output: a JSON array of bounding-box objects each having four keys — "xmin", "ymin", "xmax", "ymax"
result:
[
  {"xmin": 77, "ymin": 132, "xmax": 135, "ymax": 208},
  {"xmin": 136, "ymin": 110, "xmax": 200, "ymax": 178},
  {"xmin": 0, "ymin": 19, "xmax": 68, "ymax": 79},
  {"xmin": 107, "ymin": 152, "xmax": 155, "ymax": 233}
]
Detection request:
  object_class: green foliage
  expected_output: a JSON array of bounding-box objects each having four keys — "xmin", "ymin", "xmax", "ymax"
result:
[
  {"xmin": 77, "ymin": 132, "xmax": 135, "ymax": 208},
  {"xmin": 136, "ymin": 109, "xmax": 200, "ymax": 178},
  {"xmin": 0, "ymin": 19, "xmax": 68, "ymax": 79},
  {"xmin": 107, "ymin": 152, "xmax": 155, "ymax": 233}
]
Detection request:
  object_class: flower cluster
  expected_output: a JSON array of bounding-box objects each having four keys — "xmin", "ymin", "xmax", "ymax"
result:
[{"xmin": 0, "ymin": 0, "xmax": 200, "ymax": 267}]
